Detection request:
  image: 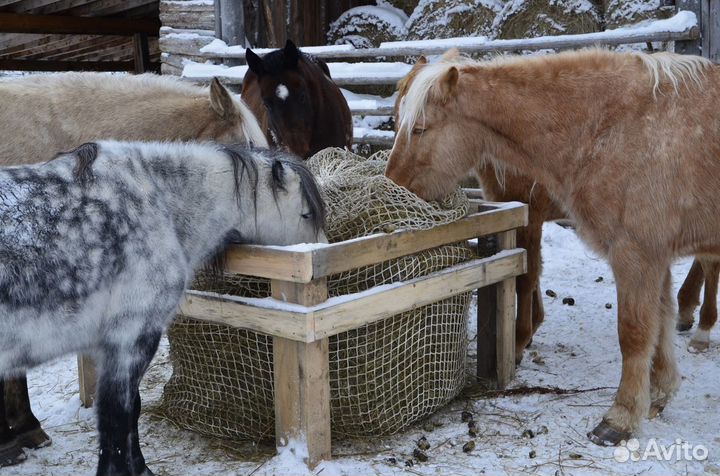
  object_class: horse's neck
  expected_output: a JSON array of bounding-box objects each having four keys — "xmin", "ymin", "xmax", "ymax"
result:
[
  {"xmin": 141, "ymin": 148, "xmax": 240, "ymax": 272},
  {"xmin": 465, "ymin": 58, "xmax": 633, "ymax": 197}
]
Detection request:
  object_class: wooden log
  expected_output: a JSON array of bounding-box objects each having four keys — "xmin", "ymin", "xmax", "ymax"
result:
[
  {"xmin": 160, "ymin": 1, "xmax": 215, "ymax": 31},
  {"xmin": 0, "ymin": 12, "xmax": 160, "ymax": 36},
  {"xmin": 159, "ymin": 32, "xmax": 214, "ymax": 56},
  {"xmin": 77, "ymin": 355, "xmax": 97, "ymax": 408},
  {"xmin": 190, "ymin": 14, "xmax": 699, "ymax": 61},
  {"xmin": 271, "ymin": 279, "xmax": 331, "ymax": 469}
]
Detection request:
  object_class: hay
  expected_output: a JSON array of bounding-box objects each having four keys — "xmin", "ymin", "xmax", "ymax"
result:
[
  {"xmin": 406, "ymin": 0, "xmax": 501, "ymax": 41},
  {"xmin": 603, "ymin": 0, "xmax": 673, "ymax": 30},
  {"xmin": 496, "ymin": 0, "xmax": 601, "ymax": 40},
  {"xmin": 327, "ymin": 3, "xmax": 408, "ymax": 48},
  {"xmin": 160, "ymin": 148, "xmax": 482, "ymax": 441}
]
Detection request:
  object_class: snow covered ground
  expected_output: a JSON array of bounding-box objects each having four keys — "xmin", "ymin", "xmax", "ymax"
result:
[{"xmin": 11, "ymin": 223, "xmax": 720, "ymax": 476}]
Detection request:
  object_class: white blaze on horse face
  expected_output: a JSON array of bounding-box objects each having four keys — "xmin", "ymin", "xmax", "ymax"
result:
[{"xmin": 276, "ymin": 84, "xmax": 290, "ymax": 101}]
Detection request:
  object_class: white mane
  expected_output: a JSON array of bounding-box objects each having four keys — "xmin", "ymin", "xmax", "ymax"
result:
[{"xmin": 636, "ymin": 51, "xmax": 712, "ymax": 95}]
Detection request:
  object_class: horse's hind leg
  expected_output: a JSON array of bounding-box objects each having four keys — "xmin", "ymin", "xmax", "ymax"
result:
[
  {"xmin": 0, "ymin": 380, "xmax": 25, "ymax": 467},
  {"xmin": 95, "ymin": 329, "xmax": 161, "ymax": 476},
  {"xmin": 649, "ymin": 269, "xmax": 681, "ymax": 418},
  {"xmin": 676, "ymin": 258, "xmax": 704, "ymax": 331},
  {"xmin": 4, "ymin": 376, "xmax": 51, "ymax": 449},
  {"xmin": 689, "ymin": 259, "xmax": 720, "ymax": 352}
]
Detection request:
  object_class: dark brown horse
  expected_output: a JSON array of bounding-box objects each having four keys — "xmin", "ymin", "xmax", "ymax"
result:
[{"xmin": 242, "ymin": 40, "xmax": 353, "ymax": 158}]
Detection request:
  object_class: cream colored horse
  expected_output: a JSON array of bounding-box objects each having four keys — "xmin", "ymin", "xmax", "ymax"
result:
[{"xmin": 386, "ymin": 48, "xmax": 718, "ymax": 445}]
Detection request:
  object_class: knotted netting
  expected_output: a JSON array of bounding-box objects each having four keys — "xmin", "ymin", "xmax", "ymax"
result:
[{"xmin": 160, "ymin": 148, "xmax": 477, "ymax": 440}]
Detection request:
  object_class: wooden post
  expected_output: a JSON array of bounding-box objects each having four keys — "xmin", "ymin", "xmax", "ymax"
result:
[
  {"xmin": 132, "ymin": 33, "xmax": 150, "ymax": 73},
  {"xmin": 216, "ymin": 0, "xmax": 246, "ymax": 66},
  {"xmin": 495, "ymin": 230, "xmax": 517, "ymax": 389},
  {"xmin": 676, "ymin": 0, "xmax": 704, "ymax": 57},
  {"xmin": 77, "ymin": 355, "xmax": 97, "ymax": 408},
  {"xmin": 476, "ymin": 231, "xmax": 517, "ymax": 389},
  {"xmin": 707, "ymin": 0, "xmax": 720, "ymax": 62},
  {"xmin": 271, "ymin": 278, "xmax": 331, "ymax": 468}
]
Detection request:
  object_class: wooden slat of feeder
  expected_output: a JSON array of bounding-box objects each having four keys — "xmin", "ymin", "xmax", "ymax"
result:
[
  {"xmin": 182, "ymin": 249, "xmax": 526, "ymax": 342},
  {"xmin": 312, "ymin": 248, "xmax": 526, "ymax": 340},
  {"xmin": 221, "ymin": 202, "xmax": 528, "ymax": 283},
  {"xmin": 310, "ymin": 202, "xmax": 527, "ymax": 279},
  {"xmin": 181, "ymin": 290, "xmax": 311, "ymax": 341}
]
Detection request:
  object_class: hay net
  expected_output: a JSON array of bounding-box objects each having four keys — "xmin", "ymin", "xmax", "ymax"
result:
[{"xmin": 160, "ymin": 148, "xmax": 476, "ymax": 440}]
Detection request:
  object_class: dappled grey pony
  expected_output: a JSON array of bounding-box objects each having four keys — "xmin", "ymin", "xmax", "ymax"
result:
[
  {"xmin": 0, "ymin": 141, "xmax": 325, "ymax": 475},
  {"xmin": 0, "ymin": 71, "xmax": 267, "ymax": 459}
]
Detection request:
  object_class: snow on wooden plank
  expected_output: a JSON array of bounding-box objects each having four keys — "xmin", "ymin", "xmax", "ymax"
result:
[
  {"xmin": 181, "ymin": 60, "xmax": 412, "ymax": 86},
  {"xmin": 189, "ymin": 11, "xmax": 698, "ymax": 60}
]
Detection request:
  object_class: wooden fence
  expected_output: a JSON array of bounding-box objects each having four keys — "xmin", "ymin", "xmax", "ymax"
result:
[{"xmin": 158, "ymin": 2, "xmax": 714, "ymax": 147}]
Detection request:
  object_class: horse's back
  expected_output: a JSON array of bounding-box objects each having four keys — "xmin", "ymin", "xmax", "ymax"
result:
[{"xmin": 0, "ymin": 73, "xmax": 210, "ymax": 166}]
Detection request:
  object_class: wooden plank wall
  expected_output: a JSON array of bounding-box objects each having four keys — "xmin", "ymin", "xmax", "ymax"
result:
[{"xmin": 237, "ymin": 0, "xmax": 373, "ymax": 48}]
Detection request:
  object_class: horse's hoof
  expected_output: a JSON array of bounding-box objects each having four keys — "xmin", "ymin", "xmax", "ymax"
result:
[
  {"xmin": 648, "ymin": 398, "xmax": 667, "ymax": 419},
  {"xmin": 0, "ymin": 439, "xmax": 26, "ymax": 467},
  {"xmin": 688, "ymin": 339, "xmax": 709, "ymax": 353},
  {"xmin": 13, "ymin": 426, "xmax": 52, "ymax": 449},
  {"xmin": 587, "ymin": 420, "xmax": 631, "ymax": 446},
  {"xmin": 676, "ymin": 321, "xmax": 693, "ymax": 332}
]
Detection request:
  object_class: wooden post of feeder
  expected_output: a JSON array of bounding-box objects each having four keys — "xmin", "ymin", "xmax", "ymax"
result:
[
  {"xmin": 476, "ymin": 230, "xmax": 517, "ymax": 389},
  {"xmin": 271, "ymin": 278, "xmax": 331, "ymax": 468},
  {"xmin": 77, "ymin": 354, "xmax": 97, "ymax": 408}
]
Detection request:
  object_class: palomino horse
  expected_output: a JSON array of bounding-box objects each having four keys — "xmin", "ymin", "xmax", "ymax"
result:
[
  {"xmin": 0, "ymin": 72, "xmax": 267, "ymax": 465},
  {"xmin": 242, "ymin": 40, "xmax": 353, "ymax": 158},
  {"xmin": 395, "ymin": 56, "xmax": 565, "ymax": 364},
  {"xmin": 386, "ymin": 48, "xmax": 719, "ymax": 445},
  {"xmin": 677, "ymin": 257, "xmax": 720, "ymax": 351},
  {"xmin": 0, "ymin": 141, "xmax": 326, "ymax": 475}
]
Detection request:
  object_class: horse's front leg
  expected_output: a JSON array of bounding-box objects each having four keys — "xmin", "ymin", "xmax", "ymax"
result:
[
  {"xmin": 689, "ymin": 259, "xmax": 720, "ymax": 352},
  {"xmin": 4, "ymin": 375, "xmax": 51, "ymax": 449},
  {"xmin": 514, "ymin": 215, "xmax": 544, "ymax": 364},
  {"xmin": 95, "ymin": 329, "xmax": 161, "ymax": 476},
  {"xmin": 0, "ymin": 380, "xmax": 25, "ymax": 466},
  {"xmin": 676, "ymin": 258, "xmax": 704, "ymax": 331},
  {"xmin": 589, "ymin": 250, "xmax": 664, "ymax": 446},
  {"xmin": 649, "ymin": 269, "xmax": 681, "ymax": 418}
]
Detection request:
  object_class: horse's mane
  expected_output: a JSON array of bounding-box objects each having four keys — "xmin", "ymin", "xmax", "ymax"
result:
[{"xmin": 398, "ymin": 49, "xmax": 714, "ymax": 140}]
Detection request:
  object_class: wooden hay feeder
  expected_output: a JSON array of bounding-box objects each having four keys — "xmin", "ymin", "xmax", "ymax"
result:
[{"xmin": 177, "ymin": 197, "xmax": 528, "ymax": 467}]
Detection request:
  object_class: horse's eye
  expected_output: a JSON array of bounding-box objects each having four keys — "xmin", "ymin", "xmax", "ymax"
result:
[
  {"xmin": 301, "ymin": 211, "xmax": 313, "ymax": 219},
  {"xmin": 412, "ymin": 127, "xmax": 425, "ymax": 135}
]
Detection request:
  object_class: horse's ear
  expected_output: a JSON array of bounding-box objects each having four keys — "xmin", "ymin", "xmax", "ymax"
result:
[
  {"xmin": 283, "ymin": 39, "xmax": 300, "ymax": 68},
  {"xmin": 246, "ymin": 48, "xmax": 264, "ymax": 76},
  {"xmin": 415, "ymin": 56, "xmax": 428, "ymax": 67},
  {"xmin": 439, "ymin": 67, "xmax": 459, "ymax": 102},
  {"xmin": 210, "ymin": 78, "xmax": 239, "ymax": 120}
]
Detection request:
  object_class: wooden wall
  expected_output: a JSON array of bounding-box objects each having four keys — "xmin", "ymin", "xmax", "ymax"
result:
[{"xmin": 244, "ymin": 0, "xmax": 373, "ymax": 47}]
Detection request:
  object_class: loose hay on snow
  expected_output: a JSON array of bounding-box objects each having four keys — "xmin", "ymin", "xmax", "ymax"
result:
[
  {"xmin": 327, "ymin": 3, "xmax": 409, "ymax": 48},
  {"xmin": 159, "ymin": 148, "xmax": 483, "ymax": 441}
]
